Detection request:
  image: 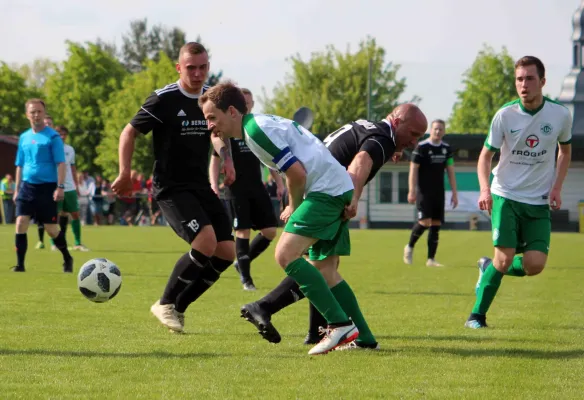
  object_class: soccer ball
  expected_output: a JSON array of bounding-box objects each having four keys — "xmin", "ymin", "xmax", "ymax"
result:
[{"xmin": 77, "ymin": 258, "xmax": 122, "ymax": 303}]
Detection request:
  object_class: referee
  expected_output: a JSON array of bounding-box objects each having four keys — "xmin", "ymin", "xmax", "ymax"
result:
[
  {"xmin": 209, "ymin": 88, "xmax": 284, "ymax": 291},
  {"xmin": 404, "ymin": 119, "xmax": 458, "ymax": 267},
  {"xmin": 12, "ymin": 99, "xmax": 73, "ymax": 272},
  {"xmin": 112, "ymin": 42, "xmax": 235, "ymax": 333}
]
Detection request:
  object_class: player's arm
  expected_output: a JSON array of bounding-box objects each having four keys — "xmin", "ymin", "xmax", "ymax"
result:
[
  {"xmin": 209, "ymin": 151, "xmax": 221, "ymax": 196},
  {"xmin": 13, "ymin": 141, "xmax": 24, "ymax": 201},
  {"xmin": 52, "ymin": 134, "xmax": 66, "ymax": 201},
  {"xmin": 445, "ymin": 149, "xmax": 458, "ymax": 208},
  {"xmin": 269, "ymin": 169, "xmax": 285, "ymax": 200},
  {"xmin": 284, "ymin": 162, "xmax": 306, "ymax": 211},
  {"xmin": 408, "ymin": 145, "xmax": 422, "ymax": 204},
  {"xmin": 211, "ymin": 134, "xmax": 235, "ymax": 186},
  {"xmin": 550, "ymin": 114, "xmax": 573, "ymax": 209},
  {"xmin": 478, "ymin": 112, "xmax": 504, "ymax": 212}
]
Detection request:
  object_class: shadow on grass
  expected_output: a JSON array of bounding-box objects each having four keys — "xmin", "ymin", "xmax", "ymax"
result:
[
  {"xmin": 375, "ymin": 334, "xmax": 562, "ymax": 344},
  {"xmin": 430, "ymin": 347, "xmax": 584, "ymax": 359},
  {"xmin": 0, "ymin": 348, "xmax": 228, "ymax": 359},
  {"xmin": 374, "ymin": 291, "xmax": 472, "ymax": 297},
  {"xmin": 96, "ymin": 249, "xmax": 184, "ymax": 255}
]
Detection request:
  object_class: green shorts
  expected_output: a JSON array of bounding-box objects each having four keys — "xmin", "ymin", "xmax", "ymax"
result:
[
  {"xmin": 491, "ymin": 193, "xmax": 551, "ymax": 254},
  {"xmin": 57, "ymin": 190, "xmax": 80, "ymax": 213},
  {"xmin": 284, "ymin": 190, "xmax": 354, "ymax": 261}
]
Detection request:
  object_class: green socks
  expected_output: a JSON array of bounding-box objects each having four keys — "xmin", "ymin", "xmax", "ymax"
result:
[
  {"xmin": 71, "ymin": 219, "xmax": 82, "ymax": 246},
  {"xmin": 331, "ymin": 280, "xmax": 376, "ymax": 345},
  {"xmin": 285, "ymin": 258, "xmax": 349, "ymax": 325},
  {"xmin": 472, "ymin": 264, "xmax": 503, "ymax": 315},
  {"xmin": 505, "ymin": 255, "xmax": 526, "ymax": 277}
]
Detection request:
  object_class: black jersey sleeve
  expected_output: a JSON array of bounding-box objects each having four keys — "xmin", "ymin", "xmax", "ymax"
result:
[
  {"xmin": 130, "ymin": 92, "xmax": 164, "ymax": 135},
  {"xmin": 359, "ymin": 135, "xmax": 394, "ymax": 176},
  {"xmin": 445, "ymin": 145, "xmax": 454, "ymax": 166},
  {"xmin": 411, "ymin": 144, "xmax": 424, "ymax": 164}
]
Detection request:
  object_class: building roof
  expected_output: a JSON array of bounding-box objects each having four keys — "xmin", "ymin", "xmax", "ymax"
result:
[{"xmin": 0, "ymin": 134, "xmax": 18, "ymax": 146}]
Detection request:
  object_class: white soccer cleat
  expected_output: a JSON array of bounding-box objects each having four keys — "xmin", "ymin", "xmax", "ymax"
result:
[
  {"xmin": 73, "ymin": 245, "xmax": 90, "ymax": 252},
  {"xmin": 426, "ymin": 259, "xmax": 444, "ymax": 267},
  {"xmin": 150, "ymin": 300, "xmax": 183, "ymax": 333},
  {"xmin": 308, "ymin": 323, "xmax": 359, "ymax": 355},
  {"xmin": 169, "ymin": 311, "xmax": 186, "ymax": 333},
  {"xmin": 403, "ymin": 245, "xmax": 413, "ymax": 265},
  {"xmin": 334, "ymin": 340, "xmax": 380, "ymax": 351}
]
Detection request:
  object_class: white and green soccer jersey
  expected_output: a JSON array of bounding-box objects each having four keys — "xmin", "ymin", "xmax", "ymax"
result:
[
  {"xmin": 63, "ymin": 143, "xmax": 77, "ymax": 192},
  {"xmin": 485, "ymin": 97, "xmax": 572, "ymax": 205},
  {"xmin": 242, "ymin": 114, "xmax": 354, "ymax": 197}
]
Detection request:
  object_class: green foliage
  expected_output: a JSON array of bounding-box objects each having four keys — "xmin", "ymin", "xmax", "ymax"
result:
[
  {"xmin": 449, "ymin": 45, "xmax": 517, "ymax": 133},
  {"xmin": 44, "ymin": 41, "xmax": 127, "ymax": 173},
  {"xmin": 15, "ymin": 58, "xmax": 58, "ymax": 91},
  {"xmin": 0, "ymin": 62, "xmax": 41, "ymax": 135},
  {"xmin": 261, "ymin": 37, "xmax": 417, "ymax": 136},
  {"xmin": 96, "ymin": 53, "xmax": 177, "ymax": 180}
]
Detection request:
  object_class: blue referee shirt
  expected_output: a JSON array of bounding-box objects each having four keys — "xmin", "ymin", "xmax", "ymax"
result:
[{"xmin": 15, "ymin": 127, "xmax": 65, "ymax": 184}]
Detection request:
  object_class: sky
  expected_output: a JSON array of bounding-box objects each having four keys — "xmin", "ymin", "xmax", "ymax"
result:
[{"xmin": 1, "ymin": 0, "xmax": 582, "ymax": 125}]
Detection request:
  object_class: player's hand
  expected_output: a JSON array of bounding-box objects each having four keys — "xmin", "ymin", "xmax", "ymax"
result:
[
  {"xmin": 223, "ymin": 159, "xmax": 236, "ymax": 186},
  {"xmin": 407, "ymin": 191, "xmax": 416, "ymax": 204},
  {"xmin": 211, "ymin": 184, "xmax": 220, "ymax": 197},
  {"xmin": 12, "ymin": 191, "xmax": 18, "ymax": 203},
  {"xmin": 478, "ymin": 188, "xmax": 492, "ymax": 214},
  {"xmin": 451, "ymin": 192, "xmax": 459, "ymax": 209},
  {"xmin": 343, "ymin": 199, "xmax": 358, "ymax": 221},
  {"xmin": 276, "ymin": 184, "xmax": 285, "ymax": 201},
  {"xmin": 392, "ymin": 152, "xmax": 402, "ymax": 164},
  {"xmin": 112, "ymin": 173, "xmax": 133, "ymax": 197},
  {"xmin": 54, "ymin": 188, "xmax": 65, "ymax": 202},
  {"xmin": 549, "ymin": 187, "xmax": 562, "ymax": 210},
  {"xmin": 280, "ymin": 206, "xmax": 293, "ymax": 223}
]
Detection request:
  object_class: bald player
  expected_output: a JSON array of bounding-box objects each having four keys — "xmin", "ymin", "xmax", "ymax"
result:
[{"xmin": 239, "ymin": 103, "xmax": 428, "ymax": 350}]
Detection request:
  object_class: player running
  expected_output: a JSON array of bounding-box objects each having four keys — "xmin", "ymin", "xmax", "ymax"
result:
[{"xmin": 465, "ymin": 56, "xmax": 572, "ymax": 329}]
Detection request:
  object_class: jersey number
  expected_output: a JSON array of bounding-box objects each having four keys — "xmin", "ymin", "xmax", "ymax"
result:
[{"xmin": 323, "ymin": 119, "xmax": 376, "ymax": 148}]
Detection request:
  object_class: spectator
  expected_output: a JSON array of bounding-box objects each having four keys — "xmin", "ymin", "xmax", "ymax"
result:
[
  {"xmin": 1, "ymin": 174, "xmax": 16, "ymax": 223},
  {"xmin": 77, "ymin": 172, "xmax": 92, "ymax": 225},
  {"xmin": 92, "ymin": 175, "xmax": 105, "ymax": 225}
]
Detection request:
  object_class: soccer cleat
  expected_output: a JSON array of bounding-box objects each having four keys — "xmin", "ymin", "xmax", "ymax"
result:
[
  {"xmin": 11, "ymin": 266, "xmax": 25, "ymax": 272},
  {"xmin": 170, "ymin": 311, "xmax": 185, "ymax": 333},
  {"xmin": 403, "ymin": 245, "xmax": 413, "ymax": 265},
  {"xmin": 465, "ymin": 318, "xmax": 488, "ymax": 329},
  {"xmin": 73, "ymin": 245, "xmax": 90, "ymax": 252},
  {"xmin": 334, "ymin": 340, "xmax": 380, "ymax": 351},
  {"xmin": 151, "ymin": 300, "xmax": 183, "ymax": 333},
  {"xmin": 475, "ymin": 257, "xmax": 492, "ymax": 295},
  {"xmin": 35, "ymin": 242, "xmax": 45, "ymax": 250},
  {"xmin": 240, "ymin": 302, "xmax": 281, "ymax": 343},
  {"xmin": 303, "ymin": 330, "xmax": 325, "ymax": 345},
  {"xmin": 243, "ymin": 280, "xmax": 257, "ymax": 291},
  {"xmin": 63, "ymin": 257, "xmax": 74, "ymax": 273},
  {"xmin": 426, "ymin": 259, "xmax": 444, "ymax": 267},
  {"xmin": 307, "ymin": 322, "xmax": 359, "ymax": 355}
]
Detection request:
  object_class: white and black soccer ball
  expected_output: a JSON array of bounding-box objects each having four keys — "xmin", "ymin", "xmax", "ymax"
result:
[{"xmin": 77, "ymin": 258, "xmax": 122, "ymax": 303}]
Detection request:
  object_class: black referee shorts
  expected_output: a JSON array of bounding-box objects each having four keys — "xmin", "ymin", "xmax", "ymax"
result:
[
  {"xmin": 416, "ymin": 193, "xmax": 445, "ymax": 222},
  {"xmin": 157, "ymin": 187, "xmax": 233, "ymax": 244},
  {"xmin": 16, "ymin": 182, "xmax": 58, "ymax": 224},
  {"xmin": 230, "ymin": 187, "xmax": 278, "ymax": 231}
]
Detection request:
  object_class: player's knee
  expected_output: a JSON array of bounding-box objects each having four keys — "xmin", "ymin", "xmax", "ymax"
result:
[
  {"xmin": 493, "ymin": 254, "xmax": 514, "ymax": 273},
  {"xmin": 261, "ymin": 227, "xmax": 277, "ymax": 240},
  {"xmin": 192, "ymin": 226, "xmax": 217, "ymax": 256},
  {"xmin": 15, "ymin": 216, "xmax": 29, "ymax": 234},
  {"xmin": 418, "ymin": 218, "xmax": 432, "ymax": 227},
  {"xmin": 235, "ymin": 229, "xmax": 250, "ymax": 239},
  {"xmin": 215, "ymin": 240, "xmax": 236, "ymax": 262},
  {"xmin": 523, "ymin": 253, "xmax": 547, "ymax": 276},
  {"xmin": 70, "ymin": 211, "xmax": 80, "ymax": 220},
  {"xmin": 45, "ymin": 224, "xmax": 60, "ymax": 238}
]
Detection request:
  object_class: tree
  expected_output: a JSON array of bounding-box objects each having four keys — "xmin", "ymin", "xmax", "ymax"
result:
[
  {"xmin": 449, "ymin": 45, "xmax": 517, "ymax": 133},
  {"xmin": 15, "ymin": 57, "xmax": 58, "ymax": 92},
  {"xmin": 44, "ymin": 41, "xmax": 127, "ymax": 173},
  {"xmin": 96, "ymin": 53, "xmax": 178, "ymax": 180},
  {"xmin": 0, "ymin": 62, "xmax": 41, "ymax": 135},
  {"xmin": 260, "ymin": 36, "xmax": 417, "ymax": 136}
]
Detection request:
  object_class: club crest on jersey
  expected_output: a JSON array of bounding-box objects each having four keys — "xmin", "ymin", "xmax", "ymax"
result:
[
  {"xmin": 540, "ymin": 123, "xmax": 553, "ymax": 136},
  {"xmin": 525, "ymin": 135, "xmax": 539, "ymax": 148},
  {"xmin": 442, "ymin": 148, "xmax": 447, "ymax": 154}
]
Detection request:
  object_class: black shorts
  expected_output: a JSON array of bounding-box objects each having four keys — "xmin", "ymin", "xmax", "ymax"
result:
[
  {"xmin": 157, "ymin": 187, "xmax": 233, "ymax": 244},
  {"xmin": 230, "ymin": 187, "xmax": 278, "ymax": 231},
  {"xmin": 16, "ymin": 182, "xmax": 58, "ymax": 224},
  {"xmin": 416, "ymin": 194, "xmax": 445, "ymax": 222}
]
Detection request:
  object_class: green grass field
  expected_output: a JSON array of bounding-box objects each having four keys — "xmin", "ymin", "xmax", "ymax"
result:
[{"xmin": 0, "ymin": 225, "xmax": 583, "ymax": 399}]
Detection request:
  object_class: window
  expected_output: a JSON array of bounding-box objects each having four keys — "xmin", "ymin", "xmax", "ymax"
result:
[
  {"xmin": 398, "ymin": 172, "xmax": 409, "ymax": 203},
  {"xmin": 378, "ymin": 172, "xmax": 393, "ymax": 203}
]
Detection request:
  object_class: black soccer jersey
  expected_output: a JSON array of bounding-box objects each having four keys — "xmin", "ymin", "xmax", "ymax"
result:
[
  {"xmin": 130, "ymin": 81, "xmax": 210, "ymax": 197},
  {"xmin": 213, "ymin": 137, "xmax": 264, "ymax": 195},
  {"xmin": 323, "ymin": 119, "xmax": 397, "ymax": 183},
  {"xmin": 411, "ymin": 139, "xmax": 454, "ymax": 196}
]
